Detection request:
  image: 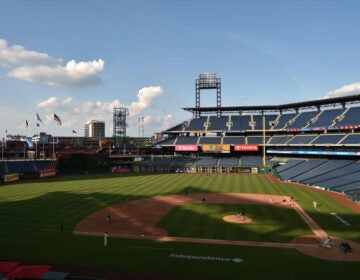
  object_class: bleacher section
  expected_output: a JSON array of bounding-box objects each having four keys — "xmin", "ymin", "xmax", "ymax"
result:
[
  {"xmin": 198, "ymin": 137, "xmax": 222, "ymax": 145},
  {"xmin": 286, "ymin": 134, "xmax": 317, "ymax": 144},
  {"xmin": 208, "ymin": 116, "xmax": 229, "ymax": 131},
  {"xmin": 176, "ymin": 136, "xmax": 198, "ymax": 145},
  {"xmin": 186, "ymin": 117, "xmax": 207, "ymax": 131},
  {"xmin": 272, "ymin": 113, "xmax": 296, "ymax": 129},
  {"xmin": 309, "ymin": 108, "xmax": 344, "ymax": 128},
  {"xmin": 339, "ymin": 134, "xmax": 360, "ymax": 145},
  {"xmin": 286, "ymin": 111, "xmax": 319, "ymax": 129},
  {"xmin": 311, "ymin": 134, "xmax": 345, "ymax": 145},
  {"xmin": 247, "ymin": 136, "xmax": 270, "ymax": 144},
  {"xmin": 223, "ymin": 136, "xmax": 245, "ymax": 144},
  {"xmin": 252, "ymin": 114, "xmax": 278, "ymax": 130},
  {"xmin": 334, "ymin": 107, "xmax": 360, "ymax": 127},
  {"xmin": 231, "ymin": 115, "xmax": 252, "ymax": 131}
]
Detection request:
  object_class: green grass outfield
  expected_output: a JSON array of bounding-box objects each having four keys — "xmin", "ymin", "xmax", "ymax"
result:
[{"xmin": 0, "ymin": 173, "xmax": 360, "ymax": 279}]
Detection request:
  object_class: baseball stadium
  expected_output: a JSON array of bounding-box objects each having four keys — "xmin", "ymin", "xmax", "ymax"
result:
[{"xmin": 1, "ymin": 74, "xmax": 360, "ymax": 280}]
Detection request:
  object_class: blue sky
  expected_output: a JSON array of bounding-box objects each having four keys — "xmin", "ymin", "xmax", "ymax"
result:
[{"xmin": 1, "ymin": 0, "xmax": 360, "ymax": 138}]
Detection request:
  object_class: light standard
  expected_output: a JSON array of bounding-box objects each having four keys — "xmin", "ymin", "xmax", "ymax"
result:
[{"xmin": 1, "ymin": 138, "xmax": 4, "ymax": 161}]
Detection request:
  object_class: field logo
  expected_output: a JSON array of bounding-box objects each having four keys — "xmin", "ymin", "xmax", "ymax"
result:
[{"xmin": 169, "ymin": 253, "xmax": 243, "ymax": 264}]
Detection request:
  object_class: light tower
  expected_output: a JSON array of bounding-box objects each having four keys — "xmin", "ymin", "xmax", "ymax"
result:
[
  {"xmin": 195, "ymin": 73, "xmax": 222, "ymax": 118},
  {"xmin": 113, "ymin": 107, "xmax": 129, "ymax": 144}
]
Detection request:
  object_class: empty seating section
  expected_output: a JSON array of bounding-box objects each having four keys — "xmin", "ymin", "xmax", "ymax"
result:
[
  {"xmin": 247, "ymin": 136, "xmax": 270, "ymax": 144},
  {"xmin": 278, "ymin": 159, "xmax": 327, "ymax": 181},
  {"xmin": 176, "ymin": 136, "xmax": 198, "ymax": 145},
  {"xmin": 172, "ymin": 157, "xmax": 195, "ymax": 167},
  {"xmin": 157, "ymin": 137, "xmax": 176, "ymax": 146},
  {"xmin": 240, "ymin": 156, "xmax": 262, "ymax": 166},
  {"xmin": 339, "ymin": 134, "xmax": 360, "ymax": 144},
  {"xmin": 333, "ymin": 180, "xmax": 360, "ymax": 192},
  {"xmin": 286, "ymin": 134, "xmax": 317, "ymax": 144},
  {"xmin": 272, "ymin": 113, "xmax": 296, "ymax": 129},
  {"xmin": 223, "ymin": 136, "xmax": 245, "ymax": 144},
  {"xmin": 268, "ymin": 135, "xmax": 293, "ymax": 144},
  {"xmin": 186, "ymin": 117, "xmax": 207, "ymax": 131},
  {"xmin": 302, "ymin": 160, "xmax": 353, "ymax": 185},
  {"xmin": 318, "ymin": 169, "xmax": 360, "ymax": 190},
  {"xmin": 231, "ymin": 115, "xmax": 252, "ymax": 131},
  {"xmin": 218, "ymin": 157, "xmax": 239, "ymax": 166},
  {"xmin": 309, "ymin": 108, "xmax": 344, "ymax": 128},
  {"xmin": 198, "ymin": 137, "xmax": 222, "ymax": 145},
  {"xmin": 166, "ymin": 123, "xmax": 185, "ymax": 132},
  {"xmin": 304, "ymin": 161, "xmax": 359, "ymax": 185},
  {"xmin": 311, "ymin": 134, "xmax": 345, "ymax": 145},
  {"xmin": 276, "ymin": 159, "xmax": 305, "ymax": 173},
  {"xmin": 335, "ymin": 107, "xmax": 360, "ymax": 127},
  {"xmin": 286, "ymin": 111, "xmax": 319, "ymax": 129},
  {"xmin": 194, "ymin": 157, "xmax": 218, "ymax": 166},
  {"xmin": 208, "ymin": 116, "xmax": 229, "ymax": 131},
  {"xmin": 252, "ymin": 114, "xmax": 278, "ymax": 130}
]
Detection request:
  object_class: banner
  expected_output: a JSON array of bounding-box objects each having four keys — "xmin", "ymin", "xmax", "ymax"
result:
[
  {"xmin": 39, "ymin": 166, "xmax": 56, "ymax": 178},
  {"xmin": 202, "ymin": 144, "xmax": 230, "ymax": 153},
  {"xmin": 4, "ymin": 173, "xmax": 20, "ymax": 183},
  {"xmin": 111, "ymin": 167, "xmax": 132, "ymax": 173},
  {"xmin": 234, "ymin": 144, "xmax": 259, "ymax": 152},
  {"xmin": 175, "ymin": 145, "xmax": 198, "ymax": 152}
]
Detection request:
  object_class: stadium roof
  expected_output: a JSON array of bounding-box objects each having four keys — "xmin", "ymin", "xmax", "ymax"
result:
[{"xmin": 183, "ymin": 94, "xmax": 360, "ymax": 114}]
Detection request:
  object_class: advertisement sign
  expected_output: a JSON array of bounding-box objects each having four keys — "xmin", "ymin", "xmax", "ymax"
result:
[
  {"xmin": 4, "ymin": 173, "xmax": 20, "ymax": 182},
  {"xmin": 234, "ymin": 144, "xmax": 259, "ymax": 152},
  {"xmin": 111, "ymin": 167, "xmax": 132, "ymax": 173},
  {"xmin": 39, "ymin": 166, "xmax": 56, "ymax": 178},
  {"xmin": 175, "ymin": 145, "xmax": 198, "ymax": 152},
  {"xmin": 202, "ymin": 144, "xmax": 230, "ymax": 153}
]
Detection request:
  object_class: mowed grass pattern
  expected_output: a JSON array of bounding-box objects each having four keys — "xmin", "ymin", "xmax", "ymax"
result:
[
  {"xmin": 158, "ymin": 203, "xmax": 312, "ymax": 242},
  {"xmin": 0, "ymin": 173, "xmax": 360, "ymax": 280}
]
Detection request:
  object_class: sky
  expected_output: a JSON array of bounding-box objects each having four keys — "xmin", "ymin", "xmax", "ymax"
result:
[{"xmin": 1, "ymin": 0, "xmax": 360, "ymax": 138}]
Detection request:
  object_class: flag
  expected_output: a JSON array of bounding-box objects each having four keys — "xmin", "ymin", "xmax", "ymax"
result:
[
  {"xmin": 37, "ymin": 123, "xmax": 40, "ymax": 127},
  {"xmin": 26, "ymin": 120, "xmax": 28, "ymax": 128},
  {"xmin": 36, "ymin": 113, "xmax": 43, "ymax": 123},
  {"xmin": 72, "ymin": 130, "xmax": 77, "ymax": 134},
  {"xmin": 54, "ymin": 113, "xmax": 62, "ymax": 126}
]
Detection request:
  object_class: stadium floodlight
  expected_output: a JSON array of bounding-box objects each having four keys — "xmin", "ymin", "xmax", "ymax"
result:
[
  {"xmin": 195, "ymin": 73, "xmax": 222, "ymax": 117},
  {"xmin": 198, "ymin": 73, "xmax": 218, "ymax": 89}
]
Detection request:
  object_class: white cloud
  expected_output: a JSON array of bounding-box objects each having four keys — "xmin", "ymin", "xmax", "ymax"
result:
[
  {"xmin": 8, "ymin": 59, "xmax": 104, "ymax": 87},
  {"xmin": 324, "ymin": 83, "xmax": 360, "ymax": 99},
  {"xmin": 0, "ymin": 39, "xmax": 59, "ymax": 66},
  {"xmin": 0, "ymin": 38, "xmax": 105, "ymax": 87},
  {"xmin": 129, "ymin": 86, "xmax": 164, "ymax": 116},
  {"xmin": 34, "ymin": 86, "xmax": 167, "ymax": 135},
  {"xmin": 38, "ymin": 97, "xmax": 58, "ymax": 108}
]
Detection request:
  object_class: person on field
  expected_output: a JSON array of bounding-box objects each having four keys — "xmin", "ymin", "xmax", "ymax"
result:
[
  {"xmin": 322, "ymin": 236, "xmax": 331, "ymax": 249},
  {"xmin": 106, "ymin": 213, "xmax": 111, "ymax": 223},
  {"xmin": 313, "ymin": 201, "xmax": 318, "ymax": 208},
  {"xmin": 104, "ymin": 232, "xmax": 108, "ymax": 246},
  {"xmin": 269, "ymin": 197, "xmax": 273, "ymax": 205}
]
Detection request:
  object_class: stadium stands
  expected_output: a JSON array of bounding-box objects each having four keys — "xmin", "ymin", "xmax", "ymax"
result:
[
  {"xmin": 208, "ymin": 116, "xmax": 229, "ymax": 131},
  {"xmin": 309, "ymin": 108, "xmax": 344, "ymax": 128},
  {"xmin": 286, "ymin": 111, "xmax": 319, "ymax": 129},
  {"xmin": 186, "ymin": 117, "xmax": 207, "ymax": 131},
  {"xmin": 231, "ymin": 115, "xmax": 252, "ymax": 131}
]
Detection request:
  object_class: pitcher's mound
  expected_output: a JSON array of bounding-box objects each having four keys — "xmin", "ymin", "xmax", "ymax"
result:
[{"xmin": 223, "ymin": 215, "xmax": 252, "ymax": 224}]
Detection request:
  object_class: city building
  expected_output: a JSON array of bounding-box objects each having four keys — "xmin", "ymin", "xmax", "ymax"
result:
[{"xmin": 85, "ymin": 120, "xmax": 105, "ymax": 140}]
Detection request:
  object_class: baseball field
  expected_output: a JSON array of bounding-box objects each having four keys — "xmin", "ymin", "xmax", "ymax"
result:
[{"xmin": 0, "ymin": 173, "xmax": 360, "ymax": 279}]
